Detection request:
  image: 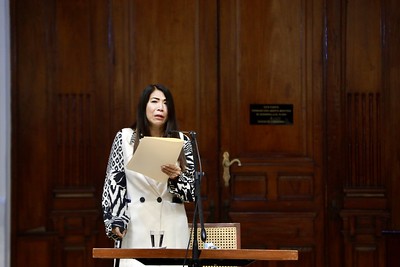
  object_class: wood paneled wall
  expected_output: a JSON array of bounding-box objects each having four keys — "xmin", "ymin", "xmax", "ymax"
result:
[
  {"xmin": 326, "ymin": 0, "xmax": 400, "ymax": 266},
  {"xmin": 11, "ymin": 0, "xmax": 400, "ymax": 267},
  {"xmin": 11, "ymin": 0, "xmax": 113, "ymax": 266}
]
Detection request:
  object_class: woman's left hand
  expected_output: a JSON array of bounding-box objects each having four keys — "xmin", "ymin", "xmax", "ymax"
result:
[{"xmin": 161, "ymin": 164, "xmax": 181, "ymax": 179}]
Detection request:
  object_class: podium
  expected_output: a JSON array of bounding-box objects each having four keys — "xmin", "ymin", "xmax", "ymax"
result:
[{"xmin": 92, "ymin": 248, "xmax": 298, "ymax": 266}]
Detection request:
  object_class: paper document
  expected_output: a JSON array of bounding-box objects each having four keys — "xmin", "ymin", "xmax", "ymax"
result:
[{"xmin": 126, "ymin": 137, "xmax": 184, "ymax": 182}]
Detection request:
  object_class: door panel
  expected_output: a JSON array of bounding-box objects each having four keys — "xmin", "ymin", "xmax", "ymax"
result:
[{"xmin": 219, "ymin": 0, "xmax": 324, "ymax": 266}]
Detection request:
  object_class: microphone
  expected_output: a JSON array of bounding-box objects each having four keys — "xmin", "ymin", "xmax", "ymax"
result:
[{"xmin": 168, "ymin": 129, "xmax": 207, "ymax": 248}]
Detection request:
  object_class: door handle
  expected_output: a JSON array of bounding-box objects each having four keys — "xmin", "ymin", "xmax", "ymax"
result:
[{"xmin": 222, "ymin": 151, "xmax": 241, "ymax": 187}]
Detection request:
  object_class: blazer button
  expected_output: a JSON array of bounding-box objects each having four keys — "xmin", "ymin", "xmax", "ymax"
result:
[
  {"xmin": 157, "ymin": 197, "xmax": 162, "ymax": 203},
  {"xmin": 140, "ymin": 197, "xmax": 145, "ymax": 203}
]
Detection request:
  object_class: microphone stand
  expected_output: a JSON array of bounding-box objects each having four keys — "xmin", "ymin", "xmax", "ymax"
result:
[{"xmin": 188, "ymin": 131, "xmax": 206, "ymax": 267}]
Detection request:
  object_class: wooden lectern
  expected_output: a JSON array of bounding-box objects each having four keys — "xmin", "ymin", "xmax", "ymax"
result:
[{"xmin": 92, "ymin": 248, "xmax": 298, "ymax": 266}]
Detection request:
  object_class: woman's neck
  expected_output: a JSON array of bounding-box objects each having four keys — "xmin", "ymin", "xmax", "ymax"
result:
[{"xmin": 149, "ymin": 127, "xmax": 164, "ymax": 137}]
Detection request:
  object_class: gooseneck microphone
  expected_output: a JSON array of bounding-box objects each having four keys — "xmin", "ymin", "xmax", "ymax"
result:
[{"xmin": 168, "ymin": 129, "xmax": 207, "ymax": 266}]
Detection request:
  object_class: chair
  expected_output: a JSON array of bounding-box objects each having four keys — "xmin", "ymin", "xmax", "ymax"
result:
[{"xmin": 188, "ymin": 223, "xmax": 241, "ymax": 249}]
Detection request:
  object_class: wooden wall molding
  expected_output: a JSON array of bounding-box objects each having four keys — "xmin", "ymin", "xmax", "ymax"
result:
[{"xmin": 341, "ymin": 210, "xmax": 389, "ymax": 267}]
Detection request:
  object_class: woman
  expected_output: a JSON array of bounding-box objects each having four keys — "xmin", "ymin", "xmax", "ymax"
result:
[{"xmin": 102, "ymin": 84, "xmax": 196, "ymax": 267}]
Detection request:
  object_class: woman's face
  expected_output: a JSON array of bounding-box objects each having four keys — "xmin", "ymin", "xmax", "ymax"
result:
[{"xmin": 146, "ymin": 89, "xmax": 168, "ymax": 129}]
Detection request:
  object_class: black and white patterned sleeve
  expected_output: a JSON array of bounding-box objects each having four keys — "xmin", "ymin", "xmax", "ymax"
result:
[
  {"xmin": 168, "ymin": 134, "xmax": 196, "ymax": 202},
  {"xmin": 102, "ymin": 131, "xmax": 130, "ymax": 240}
]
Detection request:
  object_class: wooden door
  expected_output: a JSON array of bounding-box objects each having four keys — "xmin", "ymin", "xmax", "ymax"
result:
[{"xmin": 217, "ymin": 1, "xmax": 324, "ymax": 266}]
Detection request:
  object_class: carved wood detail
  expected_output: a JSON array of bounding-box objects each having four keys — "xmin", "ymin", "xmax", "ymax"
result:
[
  {"xmin": 345, "ymin": 92, "xmax": 382, "ymax": 187},
  {"xmin": 341, "ymin": 210, "xmax": 389, "ymax": 267},
  {"xmin": 232, "ymin": 212, "xmax": 317, "ymax": 248},
  {"xmin": 50, "ymin": 187, "xmax": 100, "ymax": 267},
  {"xmin": 278, "ymin": 174, "xmax": 314, "ymax": 201},
  {"xmin": 341, "ymin": 91, "xmax": 388, "ymax": 266}
]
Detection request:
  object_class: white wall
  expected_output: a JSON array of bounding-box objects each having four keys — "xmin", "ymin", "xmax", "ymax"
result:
[{"xmin": 0, "ymin": 0, "xmax": 11, "ymax": 266}]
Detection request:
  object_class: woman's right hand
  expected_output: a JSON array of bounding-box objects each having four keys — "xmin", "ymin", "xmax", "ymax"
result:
[{"xmin": 112, "ymin": 227, "xmax": 126, "ymax": 239}]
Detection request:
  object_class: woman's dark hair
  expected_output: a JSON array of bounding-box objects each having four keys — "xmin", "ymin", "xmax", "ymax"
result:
[
  {"xmin": 131, "ymin": 84, "xmax": 187, "ymax": 169},
  {"xmin": 132, "ymin": 84, "xmax": 178, "ymax": 137}
]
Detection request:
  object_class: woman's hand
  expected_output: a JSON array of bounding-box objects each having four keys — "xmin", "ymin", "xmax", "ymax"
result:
[
  {"xmin": 161, "ymin": 164, "xmax": 181, "ymax": 179},
  {"xmin": 112, "ymin": 227, "xmax": 126, "ymax": 239}
]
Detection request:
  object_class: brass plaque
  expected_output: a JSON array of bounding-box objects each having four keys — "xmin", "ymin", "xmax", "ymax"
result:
[{"xmin": 250, "ymin": 104, "xmax": 293, "ymax": 125}]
